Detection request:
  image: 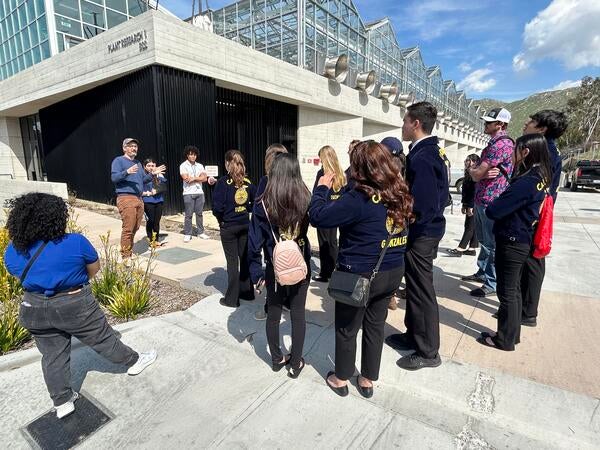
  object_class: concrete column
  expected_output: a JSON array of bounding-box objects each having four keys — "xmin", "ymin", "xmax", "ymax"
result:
[
  {"xmin": 297, "ymin": 106, "xmax": 363, "ymax": 185},
  {"xmin": 444, "ymin": 141, "xmax": 461, "ymax": 168},
  {"xmin": 0, "ymin": 116, "xmax": 27, "ymax": 180}
]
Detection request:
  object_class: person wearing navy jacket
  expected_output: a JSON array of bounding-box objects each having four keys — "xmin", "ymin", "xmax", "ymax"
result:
[
  {"xmin": 212, "ymin": 150, "xmax": 257, "ymax": 308},
  {"xmin": 142, "ymin": 158, "xmax": 167, "ymax": 246},
  {"xmin": 248, "ymin": 153, "xmax": 311, "ymax": 378},
  {"xmin": 252, "ymin": 143, "xmax": 288, "ymax": 320},
  {"xmin": 519, "ymin": 110, "xmax": 568, "ymax": 326},
  {"xmin": 311, "ymin": 141, "xmax": 413, "ymax": 398},
  {"xmin": 478, "ymin": 134, "xmax": 552, "ymax": 351},
  {"xmin": 312, "ymin": 145, "xmax": 347, "ymax": 283},
  {"xmin": 386, "ymin": 102, "xmax": 449, "ymax": 371}
]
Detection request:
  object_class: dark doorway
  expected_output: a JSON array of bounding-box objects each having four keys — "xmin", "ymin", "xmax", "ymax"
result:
[{"xmin": 19, "ymin": 114, "xmax": 45, "ymax": 181}]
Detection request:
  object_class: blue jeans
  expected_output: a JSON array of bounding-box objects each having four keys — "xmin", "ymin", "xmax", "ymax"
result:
[{"xmin": 474, "ymin": 204, "xmax": 496, "ymax": 291}]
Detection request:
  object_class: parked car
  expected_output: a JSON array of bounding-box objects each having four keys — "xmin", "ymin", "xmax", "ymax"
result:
[
  {"xmin": 450, "ymin": 168, "xmax": 465, "ymax": 193},
  {"xmin": 565, "ymin": 160, "xmax": 600, "ymax": 191}
]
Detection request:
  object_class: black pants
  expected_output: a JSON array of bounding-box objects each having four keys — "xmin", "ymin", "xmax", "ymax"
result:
[
  {"xmin": 495, "ymin": 241, "xmax": 530, "ymax": 350},
  {"xmin": 521, "ymin": 252, "xmax": 545, "ymax": 319},
  {"xmin": 19, "ymin": 286, "xmax": 138, "ymax": 406},
  {"xmin": 144, "ymin": 202, "xmax": 163, "ymax": 240},
  {"xmin": 404, "ymin": 236, "xmax": 441, "ymax": 359},
  {"xmin": 317, "ymin": 227, "xmax": 338, "ymax": 279},
  {"xmin": 265, "ymin": 266, "xmax": 308, "ymax": 368},
  {"xmin": 335, "ymin": 265, "xmax": 404, "ymax": 381},
  {"xmin": 458, "ymin": 214, "xmax": 478, "ymax": 249},
  {"xmin": 220, "ymin": 224, "xmax": 254, "ymax": 307}
]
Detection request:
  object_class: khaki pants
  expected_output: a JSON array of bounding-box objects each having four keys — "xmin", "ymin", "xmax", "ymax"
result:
[{"xmin": 117, "ymin": 194, "xmax": 144, "ymax": 257}]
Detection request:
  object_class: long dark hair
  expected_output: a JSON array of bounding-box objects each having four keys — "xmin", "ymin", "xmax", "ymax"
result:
[
  {"xmin": 225, "ymin": 149, "xmax": 246, "ymax": 187},
  {"xmin": 351, "ymin": 141, "xmax": 414, "ymax": 228},
  {"xmin": 6, "ymin": 193, "xmax": 69, "ymax": 253},
  {"xmin": 261, "ymin": 153, "xmax": 310, "ymax": 233},
  {"xmin": 464, "ymin": 153, "xmax": 480, "ymax": 179},
  {"xmin": 513, "ymin": 133, "xmax": 552, "ymax": 184}
]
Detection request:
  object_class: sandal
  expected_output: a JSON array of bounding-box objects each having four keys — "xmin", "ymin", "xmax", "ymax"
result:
[{"xmin": 288, "ymin": 357, "xmax": 305, "ymax": 379}]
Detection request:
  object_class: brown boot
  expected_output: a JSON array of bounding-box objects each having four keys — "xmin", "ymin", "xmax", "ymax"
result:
[{"xmin": 388, "ymin": 296, "xmax": 398, "ymax": 310}]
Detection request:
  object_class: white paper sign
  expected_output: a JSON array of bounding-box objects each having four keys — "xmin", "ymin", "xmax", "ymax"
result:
[{"xmin": 205, "ymin": 165, "xmax": 219, "ymax": 177}]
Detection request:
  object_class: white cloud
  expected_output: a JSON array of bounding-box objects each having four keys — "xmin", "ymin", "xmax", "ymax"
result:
[
  {"xmin": 458, "ymin": 62, "xmax": 472, "ymax": 72},
  {"xmin": 457, "ymin": 68, "xmax": 497, "ymax": 93},
  {"xmin": 513, "ymin": 0, "xmax": 600, "ymax": 72},
  {"xmin": 548, "ymin": 79, "xmax": 582, "ymax": 91}
]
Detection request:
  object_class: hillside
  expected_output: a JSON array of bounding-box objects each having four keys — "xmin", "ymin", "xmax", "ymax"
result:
[{"xmin": 475, "ymin": 87, "xmax": 578, "ymax": 136}]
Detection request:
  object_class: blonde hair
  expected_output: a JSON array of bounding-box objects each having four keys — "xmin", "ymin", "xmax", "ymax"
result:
[
  {"xmin": 319, "ymin": 145, "xmax": 347, "ymax": 192},
  {"xmin": 264, "ymin": 144, "xmax": 288, "ymax": 175},
  {"xmin": 225, "ymin": 149, "xmax": 246, "ymax": 187}
]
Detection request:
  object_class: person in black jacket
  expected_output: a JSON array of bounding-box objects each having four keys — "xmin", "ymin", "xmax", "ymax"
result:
[
  {"xmin": 518, "ymin": 110, "xmax": 568, "ymax": 326},
  {"xmin": 311, "ymin": 140, "xmax": 413, "ymax": 398},
  {"xmin": 248, "ymin": 153, "xmax": 311, "ymax": 378},
  {"xmin": 312, "ymin": 145, "xmax": 347, "ymax": 283},
  {"xmin": 447, "ymin": 154, "xmax": 480, "ymax": 257},
  {"xmin": 253, "ymin": 144, "xmax": 288, "ymax": 321},
  {"xmin": 212, "ymin": 150, "xmax": 256, "ymax": 308},
  {"xmin": 386, "ymin": 102, "xmax": 449, "ymax": 371},
  {"xmin": 478, "ymin": 134, "xmax": 552, "ymax": 351}
]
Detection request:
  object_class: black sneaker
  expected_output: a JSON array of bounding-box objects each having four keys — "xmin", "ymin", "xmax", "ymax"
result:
[
  {"xmin": 385, "ymin": 332, "xmax": 416, "ymax": 351},
  {"xmin": 396, "ymin": 353, "xmax": 442, "ymax": 371},
  {"xmin": 470, "ymin": 287, "xmax": 495, "ymax": 297},
  {"xmin": 461, "ymin": 273, "xmax": 484, "ymax": 282},
  {"xmin": 463, "ymin": 249, "xmax": 477, "ymax": 256},
  {"xmin": 521, "ymin": 317, "xmax": 537, "ymax": 327}
]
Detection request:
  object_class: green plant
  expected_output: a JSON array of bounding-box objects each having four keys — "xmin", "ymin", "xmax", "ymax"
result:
[
  {"xmin": 0, "ymin": 228, "xmax": 23, "ymax": 304},
  {"xmin": 105, "ymin": 276, "xmax": 152, "ymax": 320},
  {"xmin": 66, "ymin": 192, "xmax": 87, "ymax": 235},
  {"xmin": 0, "ymin": 301, "xmax": 30, "ymax": 354},
  {"xmin": 91, "ymin": 232, "xmax": 121, "ymax": 304}
]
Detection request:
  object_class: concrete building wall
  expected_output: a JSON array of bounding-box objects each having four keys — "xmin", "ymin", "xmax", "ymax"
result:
[
  {"xmin": 0, "ymin": 179, "xmax": 68, "ymax": 224},
  {"xmin": 0, "ymin": 117, "xmax": 26, "ymax": 180}
]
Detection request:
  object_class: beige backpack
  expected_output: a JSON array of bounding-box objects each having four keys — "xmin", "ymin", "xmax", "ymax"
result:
[{"xmin": 262, "ymin": 202, "xmax": 307, "ymax": 285}]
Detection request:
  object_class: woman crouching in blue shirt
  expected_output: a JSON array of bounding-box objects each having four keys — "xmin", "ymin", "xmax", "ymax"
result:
[
  {"xmin": 248, "ymin": 153, "xmax": 311, "ymax": 378},
  {"xmin": 311, "ymin": 140, "xmax": 414, "ymax": 398},
  {"xmin": 4, "ymin": 193, "xmax": 157, "ymax": 419},
  {"xmin": 142, "ymin": 157, "xmax": 167, "ymax": 246},
  {"xmin": 478, "ymin": 134, "xmax": 552, "ymax": 351},
  {"xmin": 212, "ymin": 150, "xmax": 257, "ymax": 308}
]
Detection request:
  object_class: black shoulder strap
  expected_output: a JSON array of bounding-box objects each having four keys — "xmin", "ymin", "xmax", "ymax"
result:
[
  {"xmin": 497, "ymin": 165, "xmax": 510, "ymax": 180},
  {"xmin": 20, "ymin": 241, "xmax": 48, "ymax": 284},
  {"xmin": 370, "ymin": 234, "xmax": 393, "ymax": 280}
]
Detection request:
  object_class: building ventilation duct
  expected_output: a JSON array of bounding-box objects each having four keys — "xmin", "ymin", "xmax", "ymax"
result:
[
  {"xmin": 437, "ymin": 111, "xmax": 445, "ymax": 122},
  {"xmin": 323, "ymin": 54, "xmax": 349, "ymax": 83},
  {"xmin": 396, "ymin": 92, "xmax": 415, "ymax": 107},
  {"xmin": 379, "ymin": 82, "xmax": 398, "ymax": 103},
  {"xmin": 355, "ymin": 71, "xmax": 376, "ymax": 94},
  {"xmin": 452, "ymin": 118, "xmax": 459, "ymax": 125},
  {"xmin": 444, "ymin": 115, "xmax": 453, "ymax": 122}
]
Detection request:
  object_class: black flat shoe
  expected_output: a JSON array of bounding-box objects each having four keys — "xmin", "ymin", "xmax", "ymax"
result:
[
  {"xmin": 521, "ymin": 317, "xmax": 537, "ymax": 327},
  {"xmin": 288, "ymin": 358, "xmax": 305, "ymax": 379},
  {"xmin": 464, "ymin": 249, "xmax": 477, "ymax": 256},
  {"xmin": 326, "ymin": 371, "xmax": 348, "ymax": 397},
  {"xmin": 356, "ymin": 377, "xmax": 373, "ymax": 398},
  {"xmin": 445, "ymin": 248, "xmax": 464, "ymax": 257},
  {"xmin": 312, "ymin": 275, "xmax": 329, "ymax": 283},
  {"xmin": 219, "ymin": 298, "xmax": 238, "ymax": 308},
  {"xmin": 272, "ymin": 354, "xmax": 291, "ymax": 372}
]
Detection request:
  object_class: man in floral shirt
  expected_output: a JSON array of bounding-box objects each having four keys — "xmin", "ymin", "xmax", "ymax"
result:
[{"xmin": 462, "ymin": 108, "xmax": 514, "ymax": 297}]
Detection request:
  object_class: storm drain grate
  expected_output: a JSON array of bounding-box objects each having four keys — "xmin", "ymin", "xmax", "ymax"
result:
[{"xmin": 22, "ymin": 393, "xmax": 112, "ymax": 449}]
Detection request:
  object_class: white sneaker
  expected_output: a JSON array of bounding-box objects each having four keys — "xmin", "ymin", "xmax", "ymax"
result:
[
  {"xmin": 198, "ymin": 233, "xmax": 210, "ymax": 240},
  {"xmin": 184, "ymin": 235, "xmax": 192, "ymax": 243},
  {"xmin": 127, "ymin": 350, "xmax": 157, "ymax": 376},
  {"xmin": 55, "ymin": 392, "xmax": 79, "ymax": 419}
]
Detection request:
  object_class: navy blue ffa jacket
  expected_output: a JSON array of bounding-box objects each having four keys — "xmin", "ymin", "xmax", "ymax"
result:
[
  {"xmin": 310, "ymin": 186, "xmax": 407, "ymax": 274},
  {"xmin": 461, "ymin": 175, "xmax": 476, "ymax": 209},
  {"xmin": 405, "ymin": 136, "xmax": 449, "ymax": 240},
  {"xmin": 248, "ymin": 201, "xmax": 311, "ymax": 284},
  {"xmin": 211, "ymin": 176, "xmax": 256, "ymax": 228},
  {"xmin": 256, "ymin": 175, "xmax": 268, "ymax": 198},
  {"xmin": 548, "ymin": 139, "xmax": 561, "ymax": 202},
  {"xmin": 486, "ymin": 167, "xmax": 546, "ymax": 245},
  {"xmin": 312, "ymin": 168, "xmax": 345, "ymax": 201},
  {"xmin": 111, "ymin": 155, "xmax": 152, "ymax": 196},
  {"xmin": 142, "ymin": 174, "xmax": 167, "ymax": 204}
]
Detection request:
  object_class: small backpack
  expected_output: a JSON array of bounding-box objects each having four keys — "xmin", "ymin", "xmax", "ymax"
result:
[
  {"xmin": 261, "ymin": 202, "xmax": 307, "ymax": 285},
  {"xmin": 532, "ymin": 193, "xmax": 554, "ymax": 259}
]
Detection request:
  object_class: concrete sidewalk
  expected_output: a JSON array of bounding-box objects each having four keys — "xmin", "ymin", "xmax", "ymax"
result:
[{"xmin": 1, "ymin": 189, "xmax": 599, "ymax": 448}]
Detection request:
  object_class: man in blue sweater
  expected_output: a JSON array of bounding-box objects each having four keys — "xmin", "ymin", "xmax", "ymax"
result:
[
  {"xmin": 111, "ymin": 138, "xmax": 165, "ymax": 258},
  {"xmin": 386, "ymin": 102, "xmax": 449, "ymax": 370},
  {"xmin": 519, "ymin": 110, "xmax": 568, "ymax": 326}
]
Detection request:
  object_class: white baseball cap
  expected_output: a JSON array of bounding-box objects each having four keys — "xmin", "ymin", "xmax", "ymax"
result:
[{"xmin": 481, "ymin": 107, "xmax": 511, "ymax": 123}]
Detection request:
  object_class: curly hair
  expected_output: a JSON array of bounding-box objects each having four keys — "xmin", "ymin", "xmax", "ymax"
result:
[
  {"xmin": 6, "ymin": 193, "xmax": 69, "ymax": 253},
  {"xmin": 350, "ymin": 141, "xmax": 414, "ymax": 229}
]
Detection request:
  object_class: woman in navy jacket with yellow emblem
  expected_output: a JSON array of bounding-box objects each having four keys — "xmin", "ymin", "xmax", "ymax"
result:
[
  {"xmin": 310, "ymin": 140, "xmax": 414, "ymax": 398},
  {"xmin": 212, "ymin": 150, "xmax": 257, "ymax": 308},
  {"xmin": 312, "ymin": 145, "xmax": 347, "ymax": 283},
  {"xmin": 478, "ymin": 134, "xmax": 552, "ymax": 351}
]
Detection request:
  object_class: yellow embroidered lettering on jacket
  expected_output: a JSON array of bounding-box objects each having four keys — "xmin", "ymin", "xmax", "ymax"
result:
[{"xmin": 381, "ymin": 236, "xmax": 407, "ymax": 248}]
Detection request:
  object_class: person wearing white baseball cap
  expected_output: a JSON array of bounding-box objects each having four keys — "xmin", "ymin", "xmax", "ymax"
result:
[{"xmin": 461, "ymin": 108, "xmax": 515, "ymax": 298}]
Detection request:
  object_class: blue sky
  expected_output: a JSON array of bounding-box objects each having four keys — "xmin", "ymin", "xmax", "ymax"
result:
[{"xmin": 160, "ymin": 0, "xmax": 600, "ymax": 102}]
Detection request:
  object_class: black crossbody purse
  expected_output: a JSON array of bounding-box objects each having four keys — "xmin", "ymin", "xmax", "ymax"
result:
[{"xmin": 327, "ymin": 235, "xmax": 392, "ymax": 308}]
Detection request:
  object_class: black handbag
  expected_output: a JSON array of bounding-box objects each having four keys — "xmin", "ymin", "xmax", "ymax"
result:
[{"xmin": 327, "ymin": 235, "xmax": 392, "ymax": 307}]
